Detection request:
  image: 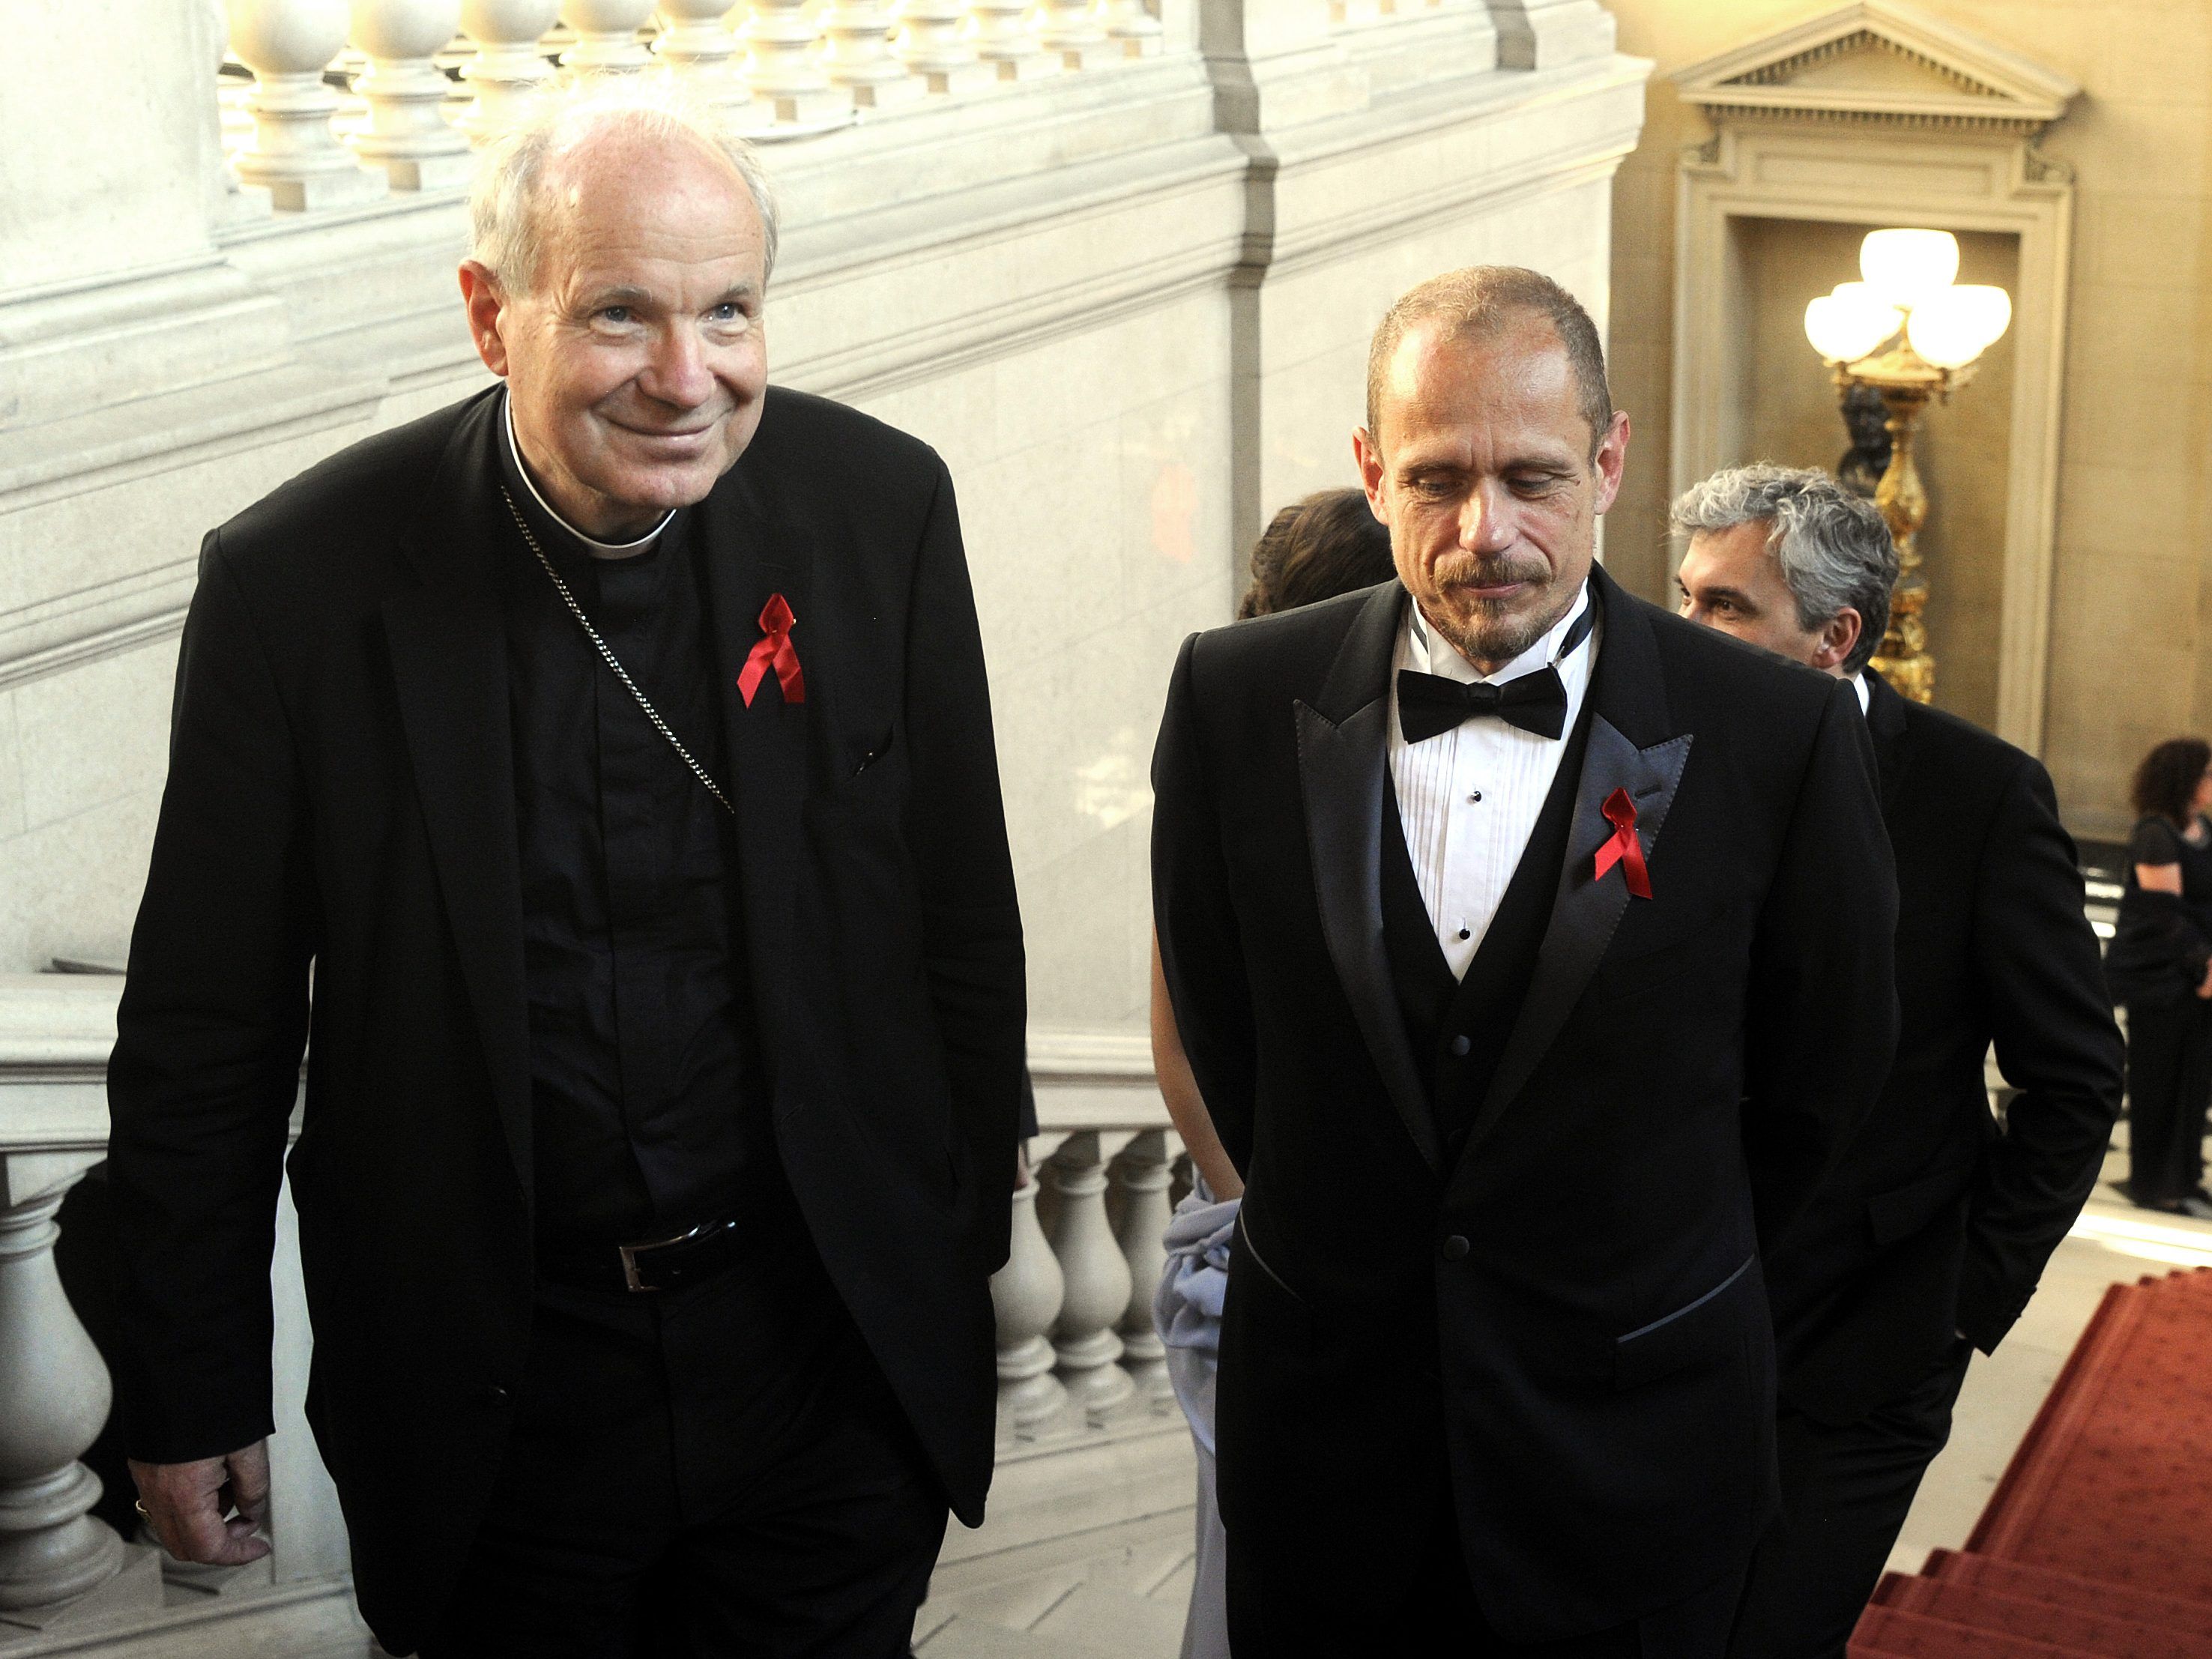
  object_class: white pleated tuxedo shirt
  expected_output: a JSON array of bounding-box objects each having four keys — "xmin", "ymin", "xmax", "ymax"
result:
[{"xmin": 1387, "ymin": 581, "xmax": 1600, "ymax": 979}]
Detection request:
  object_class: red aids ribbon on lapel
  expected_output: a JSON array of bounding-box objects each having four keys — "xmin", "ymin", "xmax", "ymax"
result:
[
  {"xmin": 1592, "ymin": 787, "xmax": 1652, "ymax": 898},
  {"xmin": 738, "ymin": 593, "xmax": 805, "ymax": 707}
]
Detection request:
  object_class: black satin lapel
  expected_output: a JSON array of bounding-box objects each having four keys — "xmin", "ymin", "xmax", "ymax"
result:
[
  {"xmin": 1296, "ymin": 697, "xmax": 1442, "ymax": 1172},
  {"xmin": 383, "ymin": 585, "xmax": 533, "ymax": 1201},
  {"xmin": 1460, "ymin": 718, "xmax": 1695, "ymax": 1161},
  {"xmin": 697, "ymin": 480, "xmax": 812, "ymax": 1060},
  {"xmin": 1317, "ymin": 581, "xmax": 1411, "ymax": 723}
]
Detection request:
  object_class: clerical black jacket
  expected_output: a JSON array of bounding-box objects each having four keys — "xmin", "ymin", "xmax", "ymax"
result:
[
  {"xmin": 1152, "ymin": 569, "xmax": 1899, "ymax": 1644},
  {"xmin": 104, "ymin": 385, "xmax": 1026, "ymax": 1654}
]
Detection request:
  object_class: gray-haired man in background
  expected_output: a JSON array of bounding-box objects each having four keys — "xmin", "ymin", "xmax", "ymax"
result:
[{"xmin": 1675, "ymin": 465, "xmax": 2121, "ymax": 1658}]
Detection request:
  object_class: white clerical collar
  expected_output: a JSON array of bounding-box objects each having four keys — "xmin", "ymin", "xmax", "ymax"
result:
[
  {"xmin": 503, "ymin": 393, "xmax": 672, "ymax": 556},
  {"xmin": 1406, "ymin": 578, "xmax": 1594, "ymax": 686},
  {"xmin": 1849, "ymin": 671, "xmax": 1870, "ymax": 714}
]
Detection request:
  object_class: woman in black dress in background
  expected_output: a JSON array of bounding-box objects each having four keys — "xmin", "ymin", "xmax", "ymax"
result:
[{"xmin": 2107, "ymin": 737, "xmax": 2212, "ymax": 1216}]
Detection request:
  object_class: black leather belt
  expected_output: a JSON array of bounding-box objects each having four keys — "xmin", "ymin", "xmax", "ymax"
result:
[{"xmin": 538, "ymin": 1215, "xmax": 747, "ymax": 1295}]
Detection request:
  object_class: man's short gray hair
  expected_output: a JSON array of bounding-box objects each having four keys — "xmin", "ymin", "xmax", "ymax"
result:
[
  {"xmin": 1671, "ymin": 464, "xmax": 1899, "ymax": 674},
  {"xmin": 470, "ymin": 82, "xmax": 779, "ymax": 294}
]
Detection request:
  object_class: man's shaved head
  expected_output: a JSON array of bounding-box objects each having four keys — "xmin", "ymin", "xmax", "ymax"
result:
[{"xmin": 1365, "ymin": 266, "xmax": 1613, "ymax": 460}]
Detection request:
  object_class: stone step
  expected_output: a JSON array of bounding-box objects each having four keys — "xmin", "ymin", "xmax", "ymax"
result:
[
  {"xmin": 1030, "ymin": 1583, "xmax": 1187, "ymax": 1658},
  {"xmin": 918, "ymin": 1613, "xmax": 1131, "ymax": 1659}
]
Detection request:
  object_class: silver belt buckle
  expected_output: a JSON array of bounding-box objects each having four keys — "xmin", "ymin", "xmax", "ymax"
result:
[{"xmin": 617, "ymin": 1222, "xmax": 703, "ymax": 1294}]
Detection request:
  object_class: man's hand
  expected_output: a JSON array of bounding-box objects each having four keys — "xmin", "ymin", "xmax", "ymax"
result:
[
  {"xmin": 2195, "ymin": 961, "xmax": 2212, "ymax": 1000},
  {"xmin": 127, "ymin": 1441, "xmax": 272, "ymax": 1566}
]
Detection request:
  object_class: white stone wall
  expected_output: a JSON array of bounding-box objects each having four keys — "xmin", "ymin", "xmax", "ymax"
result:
[{"xmin": 0, "ymin": 1, "xmax": 1648, "ymax": 1032}]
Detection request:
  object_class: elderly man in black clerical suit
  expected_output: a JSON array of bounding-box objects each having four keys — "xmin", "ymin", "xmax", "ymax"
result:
[
  {"xmin": 1149, "ymin": 267, "xmax": 1900, "ymax": 1658},
  {"xmin": 106, "ymin": 85, "xmax": 1024, "ymax": 1658},
  {"xmin": 1673, "ymin": 464, "xmax": 2123, "ymax": 1659}
]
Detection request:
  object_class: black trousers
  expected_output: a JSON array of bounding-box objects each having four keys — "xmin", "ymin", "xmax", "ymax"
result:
[
  {"xmin": 420, "ymin": 1236, "xmax": 946, "ymax": 1659},
  {"xmin": 1226, "ymin": 1487, "xmax": 1744, "ymax": 1658},
  {"xmin": 1724, "ymin": 1338, "xmax": 1974, "ymax": 1659},
  {"xmin": 2124, "ymin": 998, "xmax": 2212, "ymax": 1205}
]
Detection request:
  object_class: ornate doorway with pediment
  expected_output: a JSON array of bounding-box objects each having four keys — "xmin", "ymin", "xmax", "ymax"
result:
[{"xmin": 1667, "ymin": 0, "xmax": 2078, "ymax": 750}]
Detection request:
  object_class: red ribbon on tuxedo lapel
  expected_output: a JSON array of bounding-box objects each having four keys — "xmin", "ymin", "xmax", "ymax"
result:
[
  {"xmin": 1593, "ymin": 787, "xmax": 1652, "ymax": 898},
  {"xmin": 738, "ymin": 593, "xmax": 805, "ymax": 707}
]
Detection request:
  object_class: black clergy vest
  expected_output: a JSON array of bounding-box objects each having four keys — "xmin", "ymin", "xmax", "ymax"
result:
[{"xmin": 1381, "ymin": 695, "xmax": 1597, "ymax": 1160}]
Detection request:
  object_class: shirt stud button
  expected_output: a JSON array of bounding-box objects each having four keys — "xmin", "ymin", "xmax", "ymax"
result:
[
  {"xmin": 1449, "ymin": 1034, "xmax": 1471, "ymax": 1057},
  {"xmin": 1457, "ymin": 928, "xmax": 1471, "ymax": 941},
  {"xmin": 1469, "ymin": 791, "xmax": 1483, "ymax": 803}
]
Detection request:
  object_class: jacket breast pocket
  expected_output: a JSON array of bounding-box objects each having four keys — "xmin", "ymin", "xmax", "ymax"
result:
[
  {"xmin": 1586, "ymin": 908, "xmax": 1733, "ymax": 1009},
  {"xmin": 1613, "ymin": 1254, "xmax": 1759, "ymax": 1391},
  {"xmin": 847, "ymin": 722, "xmax": 897, "ymax": 779}
]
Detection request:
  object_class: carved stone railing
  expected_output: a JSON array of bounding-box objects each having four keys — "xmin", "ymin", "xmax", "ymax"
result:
[
  {"xmin": 0, "ymin": 976, "xmax": 365, "ymax": 1655},
  {"xmin": 213, "ymin": 0, "xmax": 1170, "ymax": 214},
  {"xmin": 0, "ymin": 976, "xmax": 1179, "ymax": 1646},
  {"xmin": 993, "ymin": 1027, "xmax": 1184, "ymax": 1447}
]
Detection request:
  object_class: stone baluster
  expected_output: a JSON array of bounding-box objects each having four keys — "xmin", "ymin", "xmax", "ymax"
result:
[
  {"xmin": 557, "ymin": 0, "xmax": 653, "ymax": 72},
  {"xmin": 740, "ymin": 0, "xmax": 854, "ymax": 126},
  {"xmin": 224, "ymin": 0, "xmax": 390, "ymax": 211},
  {"xmin": 1038, "ymin": 1131, "xmax": 1135, "ymax": 1421},
  {"xmin": 894, "ymin": 0, "xmax": 992, "ymax": 94},
  {"xmin": 0, "ymin": 1157, "xmax": 160, "ymax": 1628},
  {"xmin": 970, "ymin": 0, "xmax": 1060, "ymax": 80},
  {"xmin": 822, "ymin": 0, "xmax": 924, "ymax": 108},
  {"xmin": 347, "ymin": 0, "xmax": 475, "ymax": 189},
  {"xmin": 990, "ymin": 1173, "xmax": 1070, "ymax": 1442},
  {"xmin": 1107, "ymin": 1130, "xmax": 1175, "ymax": 1408},
  {"xmin": 651, "ymin": 0, "xmax": 757, "ymax": 116},
  {"xmin": 456, "ymin": 0, "xmax": 560, "ymax": 144},
  {"xmin": 1101, "ymin": 0, "xmax": 1160, "ymax": 56},
  {"xmin": 1168, "ymin": 1149, "xmax": 1194, "ymax": 1207},
  {"xmin": 1036, "ymin": 0, "xmax": 1110, "ymax": 70}
]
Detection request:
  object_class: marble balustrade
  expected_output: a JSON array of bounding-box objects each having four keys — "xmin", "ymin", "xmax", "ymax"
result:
[
  {"xmin": 0, "ymin": 976, "xmax": 1178, "ymax": 1650},
  {"xmin": 214, "ymin": 0, "xmax": 1185, "ymax": 211}
]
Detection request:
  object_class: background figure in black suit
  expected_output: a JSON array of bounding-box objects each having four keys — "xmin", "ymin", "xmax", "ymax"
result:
[
  {"xmin": 1150, "ymin": 268, "xmax": 1900, "ymax": 1657},
  {"xmin": 2106, "ymin": 738, "xmax": 2212, "ymax": 1218},
  {"xmin": 106, "ymin": 86, "xmax": 1024, "ymax": 1658},
  {"xmin": 1672, "ymin": 464, "xmax": 2124, "ymax": 1659}
]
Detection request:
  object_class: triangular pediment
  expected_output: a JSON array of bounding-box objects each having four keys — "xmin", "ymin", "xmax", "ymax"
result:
[{"xmin": 1673, "ymin": 1, "xmax": 2078, "ymax": 133}]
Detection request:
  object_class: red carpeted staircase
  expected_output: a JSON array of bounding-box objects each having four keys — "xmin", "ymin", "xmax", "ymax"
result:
[{"xmin": 1848, "ymin": 1267, "xmax": 2212, "ymax": 1658}]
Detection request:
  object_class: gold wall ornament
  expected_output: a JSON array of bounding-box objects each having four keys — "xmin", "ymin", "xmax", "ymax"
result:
[{"xmin": 1806, "ymin": 230, "xmax": 2012, "ymax": 706}]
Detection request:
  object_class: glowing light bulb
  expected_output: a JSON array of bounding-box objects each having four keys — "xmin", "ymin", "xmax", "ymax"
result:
[
  {"xmin": 1804, "ymin": 285, "xmax": 1903, "ymax": 363},
  {"xmin": 1859, "ymin": 229, "xmax": 1961, "ymax": 310},
  {"xmin": 1906, "ymin": 284, "xmax": 2013, "ymax": 369}
]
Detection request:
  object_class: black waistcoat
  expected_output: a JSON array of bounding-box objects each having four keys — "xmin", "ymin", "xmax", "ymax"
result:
[{"xmin": 1381, "ymin": 698, "xmax": 1595, "ymax": 1158}]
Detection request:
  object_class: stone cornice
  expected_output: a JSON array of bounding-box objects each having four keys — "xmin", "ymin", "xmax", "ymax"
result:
[{"xmin": 1672, "ymin": 0, "xmax": 2079, "ymax": 138}]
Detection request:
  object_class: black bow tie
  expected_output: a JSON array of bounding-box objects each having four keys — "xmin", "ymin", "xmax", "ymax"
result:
[
  {"xmin": 1398, "ymin": 666, "xmax": 1568, "ymax": 742},
  {"xmin": 1397, "ymin": 602, "xmax": 1594, "ymax": 744}
]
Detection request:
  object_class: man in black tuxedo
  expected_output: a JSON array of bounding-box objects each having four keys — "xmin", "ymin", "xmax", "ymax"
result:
[
  {"xmin": 1149, "ymin": 268, "xmax": 1899, "ymax": 1656},
  {"xmin": 1674, "ymin": 464, "xmax": 2122, "ymax": 1659},
  {"xmin": 106, "ymin": 88, "xmax": 1024, "ymax": 1658}
]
